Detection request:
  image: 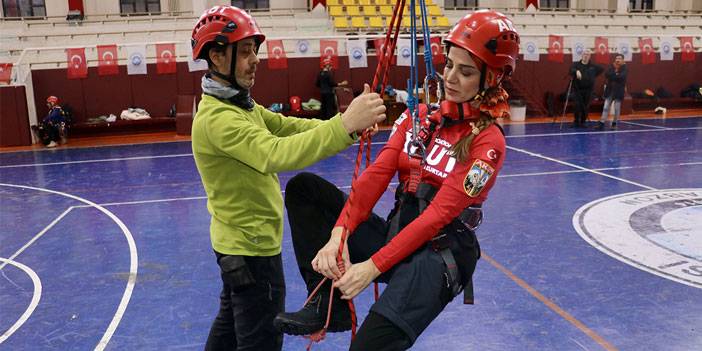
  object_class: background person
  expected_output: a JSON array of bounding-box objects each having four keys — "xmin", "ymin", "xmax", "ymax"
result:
[
  {"xmin": 316, "ymin": 57, "xmax": 347, "ymax": 119},
  {"xmin": 598, "ymin": 53, "xmax": 628, "ymax": 129},
  {"xmin": 569, "ymin": 49, "xmax": 603, "ymax": 128}
]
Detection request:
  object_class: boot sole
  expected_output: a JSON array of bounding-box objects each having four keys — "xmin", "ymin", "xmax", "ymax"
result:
[{"xmin": 273, "ymin": 315, "xmax": 352, "ymax": 336}]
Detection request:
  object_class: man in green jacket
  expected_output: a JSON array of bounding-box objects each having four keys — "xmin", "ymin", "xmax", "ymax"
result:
[{"xmin": 190, "ymin": 6, "xmax": 386, "ymax": 351}]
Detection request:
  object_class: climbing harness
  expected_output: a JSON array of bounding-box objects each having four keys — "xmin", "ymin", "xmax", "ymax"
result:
[{"xmin": 301, "ymin": 0, "xmax": 443, "ymax": 348}]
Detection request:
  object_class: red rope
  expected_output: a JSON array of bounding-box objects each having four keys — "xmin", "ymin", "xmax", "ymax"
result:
[{"xmin": 302, "ymin": 1, "xmax": 407, "ymax": 348}]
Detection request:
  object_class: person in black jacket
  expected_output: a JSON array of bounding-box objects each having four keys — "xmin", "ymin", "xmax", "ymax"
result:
[
  {"xmin": 598, "ymin": 54, "xmax": 627, "ymax": 129},
  {"xmin": 569, "ymin": 49, "xmax": 603, "ymax": 128},
  {"xmin": 316, "ymin": 57, "xmax": 347, "ymax": 119}
]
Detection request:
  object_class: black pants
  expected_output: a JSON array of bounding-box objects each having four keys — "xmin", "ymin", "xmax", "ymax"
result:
[
  {"xmin": 320, "ymin": 92, "xmax": 337, "ymax": 120},
  {"xmin": 205, "ymin": 253, "xmax": 285, "ymax": 351},
  {"xmin": 35, "ymin": 122, "xmax": 61, "ymax": 145},
  {"xmin": 285, "ymin": 172, "xmax": 478, "ymax": 349},
  {"xmin": 572, "ymin": 88, "xmax": 593, "ymax": 127}
]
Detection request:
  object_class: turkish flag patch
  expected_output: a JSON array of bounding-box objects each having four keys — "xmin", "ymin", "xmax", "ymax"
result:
[{"xmin": 463, "ymin": 159, "xmax": 495, "ymax": 198}]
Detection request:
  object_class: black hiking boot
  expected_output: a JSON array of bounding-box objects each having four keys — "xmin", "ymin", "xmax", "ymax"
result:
[{"xmin": 273, "ymin": 288, "xmax": 352, "ymax": 335}]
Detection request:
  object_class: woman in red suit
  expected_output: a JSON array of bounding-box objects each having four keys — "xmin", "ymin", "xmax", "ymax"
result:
[{"xmin": 275, "ymin": 10, "xmax": 520, "ymax": 350}]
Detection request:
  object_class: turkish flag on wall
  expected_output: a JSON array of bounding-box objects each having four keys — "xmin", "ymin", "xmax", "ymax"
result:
[
  {"xmin": 97, "ymin": 44, "xmax": 118, "ymax": 76},
  {"xmin": 547, "ymin": 35, "xmax": 563, "ymax": 63},
  {"xmin": 639, "ymin": 38, "xmax": 655, "ymax": 65},
  {"xmin": 594, "ymin": 37, "xmax": 609, "ymax": 64},
  {"xmin": 319, "ymin": 40, "xmax": 339, "ymax": 69},
  {"xmin": 156, "ymin": 43, "xmax": 177, "ymax": 74},
  {"xmin": 66, "ymin": 48, "xmax": 88, "ymax": 79},
  {"xmin": 429, "ymin": 37, "xmax": 445, "ymax": 65},
  {"xmin": 373, "ymin": 38, "xmax": 395, "ymax": 65},
  {"xmin": 0, "ymin": 63, "xmax": 12, "ymax": 84},
  {"xmin": 266, "ymin": 40, "xmax": 288, "ymax": 70},
  {"xmin": 525, "ymin": 0, "xmax": 538, "ymax": 9},
  {"xmin": 679, "ymin": 36, "xmax": 695, "ymax": 62}
]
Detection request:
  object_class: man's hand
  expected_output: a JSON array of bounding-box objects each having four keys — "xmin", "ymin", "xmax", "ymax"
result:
[
  {"xmin": 312, "ymin": 226, "xmax": 351, "ymax": 280},
  {"xmin": 341, "ymin": 84, "xmax": 386, "ymax": 134},
  {"xmin": 333, "ymin": 259, "xmax": 381, "ymax": 300},
  {"xmin": 576, "ymin": 70, "xmax": 582, "ymax": 80}
]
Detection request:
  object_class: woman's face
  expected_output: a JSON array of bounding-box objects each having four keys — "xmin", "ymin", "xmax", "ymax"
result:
[{"xmin": 443, "ymin": 47, "xmax": 481, "ymax": 103}]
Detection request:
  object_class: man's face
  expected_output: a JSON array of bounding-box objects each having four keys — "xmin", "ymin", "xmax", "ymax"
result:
[
  {"xmin": 581, "ymin": 50, "xmax": 591, "ymax": 63},
  {"xmin": 614, "ymin": 55, "xmax": 624, "ymax": 66},
  {"xmin": 234, "ymin": 38, "xmax": 260, "ymax": 89}
]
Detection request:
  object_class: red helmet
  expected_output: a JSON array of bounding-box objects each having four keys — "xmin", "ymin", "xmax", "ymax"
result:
[
  {"xmin": 289, "ymin": 96, "xmax": 301, "ymax": 111},
  {"xmin": 445, "ymin": 10, "xmax": 520, "ymax": 87},
  {"xmin": 46, "ymin": 96, "xmax": 59, "ymax": 104},
  {"xmin": 191, "ymin": 6, "xmax": 266, "ymax": 60}
]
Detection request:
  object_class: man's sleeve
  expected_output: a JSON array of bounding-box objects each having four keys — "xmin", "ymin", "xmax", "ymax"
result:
[
  {"xmin": 207, "ymin": 111, "xmax": 356, "ymax": 174},
  {"xmin": 259, "ymin": 105, "xmax": 325, "ymax": 137},
  {"xmin": 371, "ymin": 128, "xmax": 505, "ymax": 272}
]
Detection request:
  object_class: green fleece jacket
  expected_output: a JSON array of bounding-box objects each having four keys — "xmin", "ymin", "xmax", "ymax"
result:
[{"xmin": 192, "ymin": 94, "xmax": 356, "ymax": 256}]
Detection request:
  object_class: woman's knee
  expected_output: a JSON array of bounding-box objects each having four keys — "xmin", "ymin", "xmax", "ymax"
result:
[{"xmin": 285, "ymin": 172, "xmax": 320, "ymax": 205}]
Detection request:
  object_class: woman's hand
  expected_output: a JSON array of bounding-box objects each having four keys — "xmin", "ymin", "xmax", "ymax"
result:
[
  {"xmin": 333, "ymin": 259, "xmax": 381, "ymax": 300},
  {"xmin": 312, "ymin": 226, "xmax": 351, "ymax": 280}
]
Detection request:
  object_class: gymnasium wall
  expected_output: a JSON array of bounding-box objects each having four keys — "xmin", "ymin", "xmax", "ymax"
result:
[
  {"xmin": 0, "ymin": 85, "xmax": 31, "ymax": 146},
  {"xmin": 28, "ymin": 52, "xmax": 701, "ymax": 127}
]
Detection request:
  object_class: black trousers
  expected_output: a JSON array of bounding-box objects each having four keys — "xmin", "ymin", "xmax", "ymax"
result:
[
  {"xmin": 572, "ymin": 88, "xmax": 593, "ymax": 126},
  {"xmin": 205, "ymin": 253, "xmax": 285, "ymax": 351},
  {"xmin": 320, "ymin": 92, "xmax": 338, "ymax": 120},
  {"xmin": 285, "ymin": 172, "xmax": 478, "ymax": 349}
]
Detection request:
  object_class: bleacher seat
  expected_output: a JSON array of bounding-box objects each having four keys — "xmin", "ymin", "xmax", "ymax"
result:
[
  {"xmin": 347, "ymin": 6, "xmax": 361, "ymax": 16},
  {"xmin": 363, "ymin": 5, "xmax": 377, "ymax": 15},
  {"xmin": 334, "ymin": 17, "xmax": 349, "ymax": 29},
  {"xmin": 379, "ymin": 5, "xmax": 393, "ymax": 16},
  {"xmin": 369, "ymin": 16, "xmax": 384, "ymax": 28},
  {"xmin": 328, "ymin": 0, "xmax": 340, "ymax": 5},
  {"xmin": 351, "ymin": 16, "xmax": 366, "ymax": 28},
  {"xmin": 428, "ymin": 6, "xmax": 441, "ymax": 16},
  {"xmin": 435, "ymin": 16, "xmax": 450, "ymax": 27},
  {"xmin": 375, "ymin": 0, "xmax": 389, "ymax": 5},
  {"xmin": 359, "ymin": 0, "xmax": 372, "ymax": 5},
  {"xmin": 329, "ymin": 6, "xmax": 343, "ymax": 16},
  {"xmin": 342, "ymin": 0, "xmax": 355, "ymax": 5}
]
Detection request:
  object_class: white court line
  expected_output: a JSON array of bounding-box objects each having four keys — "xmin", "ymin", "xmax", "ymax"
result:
[
  {"xmin": 499, "ymin": 161, "xmax": 702, "ymax": 178},
  {"xmin": 0, "ymin": 257, "xmax": 42, "ymax": 344},
  {"xmin": 504, "ymin": 126, "xmax": 702, "ymax": 138},
  {"xmin": 619, "ymin": 121, "xmax": 668, "ymax": 129},
  {"xmin": 0, "ymin": 207, "xmax": 73, "ymax": 271},
  {"xmin": 506, "ymin": 146, "xmax": 657, "ymax": 190},
  {"xmin": 0, "ymin": 183, "xmax": 137, "ymax": 351},
  {"xmin": 0, "ymin": 153, "xmax": 192, "ymax": 169},
  {"xmin": 3, "ymin": 125, "xmax": 701, "ymax": 169},
  {"xmin": 69, "ymin": 161, "xmax": 702, "ymax": 209},
  {"xmin": 72, "ymin": 196, "xmax": 207, "ymax": 208}
]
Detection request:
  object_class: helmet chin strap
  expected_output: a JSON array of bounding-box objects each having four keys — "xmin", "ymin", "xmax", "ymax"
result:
[{"xmin": 209, "ymin": 43, "xmax": 245, "ymax": 91}]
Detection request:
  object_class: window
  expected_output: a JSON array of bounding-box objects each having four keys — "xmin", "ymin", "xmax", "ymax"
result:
[
  {"xmin": 120, "ymin": 0, "xmax": 161, "ymax": 15},
  {"xmin": 629, "ymin": 0, "xmax": 653, "ymax": 11},
  {"xmin": 540, "ymin": 0, "xmax": 569, "ymax": 9},
  {"xmin": 231, "ymin": 0, "xmax": 270, "ymax": 11},
  {"xmin": 2, "ymin": 0, "xmax": 46, "ymax": 17},
  {"xmin": 444, "ymin": 0, "xmax": 478, "ymax": 10}
]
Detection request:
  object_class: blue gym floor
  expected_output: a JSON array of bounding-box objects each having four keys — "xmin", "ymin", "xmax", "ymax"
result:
[{"xmin": 1, "ymin": 117, "xmax": 700, "ymax": 350}]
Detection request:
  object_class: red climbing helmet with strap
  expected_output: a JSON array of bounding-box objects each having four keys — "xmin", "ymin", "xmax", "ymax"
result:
[
  {"xmin": 444, "ymin": 10, "xmax": 520, "ymax": 88},
  {"xmin": 46, "ymin": 96, "xmax": 59, "ymax": 105},
  {"xmin": 191, "ymin": 5, "xmax": 266, "ymax": 61}
]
